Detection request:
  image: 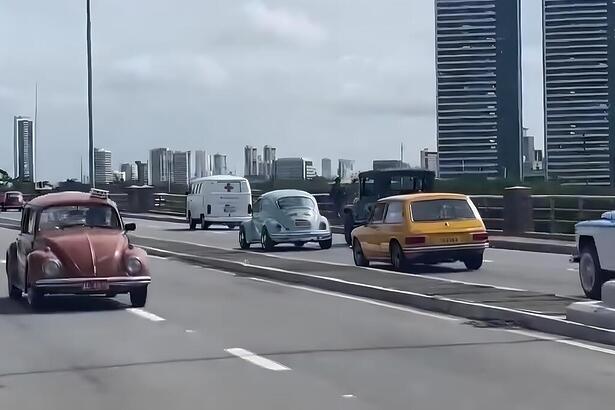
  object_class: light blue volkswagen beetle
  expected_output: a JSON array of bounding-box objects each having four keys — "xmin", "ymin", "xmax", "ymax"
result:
[{"xmin": 239, "ymin": 189, "xmax": 333, "ymax": 250}]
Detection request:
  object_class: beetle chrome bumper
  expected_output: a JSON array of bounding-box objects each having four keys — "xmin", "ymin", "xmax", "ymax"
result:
[
  {"xmin": 33, "ymin": 276, "xmax": 151, "ymax": 294},
  {"xmin": 269, "ymin": 230, "xmax": 332, "ymax": 243},
  {"xmin": 203, "ymin": 216, "xmax": 251, "ymax": 223},
  {"xmin": 403, "ymin": 242, "xmax": 489, "ymax": 254}
]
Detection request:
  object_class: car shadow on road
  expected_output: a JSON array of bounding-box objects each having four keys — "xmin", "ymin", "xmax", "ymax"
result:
[
  {"xmin": 377, "ymin": 264, "xmax": 468, "ymax": 276},
  {"xmin": 0, "ymin": 296, "xmax": 128, "ymax": 315}
]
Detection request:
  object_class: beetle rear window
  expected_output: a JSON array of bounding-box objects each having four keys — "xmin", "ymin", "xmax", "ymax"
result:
[
  {"xmin": 277, "ymin": 197, "xmax": 315, "ymax": 209},
  {"xmin": 411, "ymin": 199, "xmax": 475, "ymax": 222}
]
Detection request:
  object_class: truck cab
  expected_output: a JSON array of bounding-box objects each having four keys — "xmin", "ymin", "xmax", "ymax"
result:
[{"xmin": 342, "ymin": 169, "xmax": 435, "ymax": 245}]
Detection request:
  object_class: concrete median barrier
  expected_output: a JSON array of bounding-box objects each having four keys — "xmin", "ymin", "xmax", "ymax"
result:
[{"xmin": 131, "ymin": 235, "xmax": 615, "ymax": 347}]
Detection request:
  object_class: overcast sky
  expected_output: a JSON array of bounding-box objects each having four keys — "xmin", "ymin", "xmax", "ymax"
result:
[{"xmin": 0, "ymin": 0, "xmax": 542, "ymax": 181}]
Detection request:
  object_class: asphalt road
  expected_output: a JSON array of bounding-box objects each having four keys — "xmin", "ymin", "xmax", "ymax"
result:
[
  {"xmin": 0, "ymin": 211, "xmax": 582, "ymax": 297},
  {"xmin": 0, "ymin": 225, "xmax": 614, "ymax": 409}
]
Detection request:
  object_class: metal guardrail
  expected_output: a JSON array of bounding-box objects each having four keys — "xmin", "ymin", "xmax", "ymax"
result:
[
  {"xmin": 124, "ymin": 192, "xmax": 615, "ymax": 236},
  {"xmin": 471, "ymin": 194, "xmax": 615, "ymax": 234}
]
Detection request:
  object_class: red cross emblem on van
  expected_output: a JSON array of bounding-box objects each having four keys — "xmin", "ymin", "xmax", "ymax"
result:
[{"xmin": 224, "ymin": 183, "xmax": 235, "ymax": 192}]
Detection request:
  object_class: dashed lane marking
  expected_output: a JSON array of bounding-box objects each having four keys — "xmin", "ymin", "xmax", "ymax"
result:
[
  {"xmin": 126, "ymin": 308, "xmax": 166, "ymax": 322},
  {"xmin": 225, "ymin": 348, "xmax": 291, "ymax": 371}
]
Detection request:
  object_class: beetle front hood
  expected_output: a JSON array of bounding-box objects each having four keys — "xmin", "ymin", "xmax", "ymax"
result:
[{"xmin": 38, "ymin": 229, "xmax": 127, "ymax": 277}]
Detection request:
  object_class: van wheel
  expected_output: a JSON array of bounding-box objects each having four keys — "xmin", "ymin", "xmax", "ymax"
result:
[
  {"xmin": 580, "ymin": 245, "xmax": 606, "ymax": 300},
  {"xmin": 239, "ymin": 227, "xmax": 250, "ymax": 249},
  {"xmin": 200, "ymin": 216, "xmax": 210, "ymax": 230},
  {"xmin": 261, "ymin": 228, "xmax": 276, "ymax": 251},
  {"xmin": 188, "ymin": 213, "xmax": 197, "ymax": 230}
]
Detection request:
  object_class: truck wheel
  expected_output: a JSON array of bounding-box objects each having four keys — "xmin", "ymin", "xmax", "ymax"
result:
[
  {"xmin": 344, "ymin": 213, "xmax": 354, "ymax": 246},
  {"xmin": 239, "ymin": 227, "xmax": 251, "ymax": 249},
  {"xmin": 353, "ymin": 239, "xmax": 369, "ymax": 267},
  {"xmin": 130, "ymin": 287, "xmax": 148, "ymax": 307},
  {"xmin": 580, "ymin": 245, "xmax": 606, "ymax": 300},
  {"xmin": 261, "ymin": 228, "xmax": 276, "ymax": 251}
]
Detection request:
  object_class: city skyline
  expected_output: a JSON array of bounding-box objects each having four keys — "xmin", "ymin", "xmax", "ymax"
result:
[{"xmin": 0, "ymin": 0, "xmax": 543, "ymax": 182}]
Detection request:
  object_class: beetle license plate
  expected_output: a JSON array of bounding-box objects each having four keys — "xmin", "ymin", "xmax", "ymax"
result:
[{"xmin": 83, "ymin": 280, "xmax": 109, "ymax": 291}]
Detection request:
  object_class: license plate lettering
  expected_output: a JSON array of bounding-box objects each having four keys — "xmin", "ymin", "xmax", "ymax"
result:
[
  {"xmin": 83, "ymin": 281, "xmax": 109, "ymax": 291},
  {"xmin": 441, "ymin": 237, "xmax": 460, "ymax": 244}
]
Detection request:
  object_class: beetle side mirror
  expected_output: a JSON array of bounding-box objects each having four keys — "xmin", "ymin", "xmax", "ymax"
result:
[{"xmin": 124, "ymin": 223, "xmax": 136, "ymax": 232}]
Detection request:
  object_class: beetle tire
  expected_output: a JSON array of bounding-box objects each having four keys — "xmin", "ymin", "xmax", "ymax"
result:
[
  {"xmin": 261, "ymin": 229, "xmax": 276, "ymax": 251},
  {"xmin": 239, "ymin": 227, "xmax": 251, "ymax": 249},
  {"xmin": 319, "ymin": 238, "xmax": 332, "ymax": 250},
  {"xmin": 579, "ymin": 245, "xmax": 606, "ymax": 300},
  {"xmin": 130, "ymin": 287, "xmax": 148, "ymax": 307}
]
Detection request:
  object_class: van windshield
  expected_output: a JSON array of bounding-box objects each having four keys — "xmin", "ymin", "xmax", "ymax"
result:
[{"xmin": 411, "ymin": 199, "xmax": 475, "ymax": 222}]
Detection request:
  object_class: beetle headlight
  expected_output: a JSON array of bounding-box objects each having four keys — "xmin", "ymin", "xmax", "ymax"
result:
[
  {"xmin": 126, "ymin": 256, "xmax": 142, "ymax": 275},
  {"xmin": 43, "ymin": 260, "xmax": 62, "ymax": 277},
  {"xmin": 320, "ymin": 221, "xmax": 327, "ymax": 230}
]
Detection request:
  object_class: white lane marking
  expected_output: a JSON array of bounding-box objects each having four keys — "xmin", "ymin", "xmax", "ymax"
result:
[
  {"xmin": 342, "ymin": 394, "xmax": 356, "ymax": 399},
  {"xmin": 185, "ymin": 329, "xmax": 196, "ymax": 334},
  {"xmin": 0, "ymin": 259, "xmax": 5, "ymax": 264},
  {"xmin": 127, "ymin": 308, "xmax": 166, "ymax": 322},
  {"xmin": 567, "ymin": 268, "xmax": 577, "ymax": 272},
  {"xmin": 134, "ymin": 235, "xmax": 527, "ymax": 293},
  {"xmin": 247, "ymin": 277, "xmax": 459, "ymax": 322},
  {"xmin": 225, "ymin": 348, "xmax": 291, "ymax": 371},
  {"xmin": 500, "ymin": 328, "xmax": 615, "ymax": 356},
  {"xmin": 484, "ymin": 259, "xmax": 494, "ymax": 263}
]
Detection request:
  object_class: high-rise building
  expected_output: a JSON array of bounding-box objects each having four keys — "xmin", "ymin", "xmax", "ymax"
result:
[
  {"xmin": 273, "ymin": 157, "xmax": 316, "ymax": 180},
  {"xmin": 338, "ymin": 159, "xmax": 355, "ymax": 182},
  {"xmin": 257, "ymin": 155, "xmax": 265, "ymax": 176},
  {"xmin": 419, "ymin": 149, "xmax": 438, "ymax": 175},
  {"xmin": 263, "ymin": 145, "xmax": 277, "ymax": 178},
  {"xmin": 521, "ymin": 128, "xmax": 536, "ymax": 178},
  {"xmin": 120, "ymin": 163, "xmax": 137, "ymax": 181},
  {"xmin": 194, "ymin": 150, "xmax": 209, "ymax": 178},
  {"xmin": 244, "ymin": 146, "xmax": 258, "ymax": 176},
  {"xmin": 435, "ymin": 0, "xmax": 522, "ymax": 179},
  {"xmin": 543, "ymin": 1, "xmax": 615, "ymax": 185},
  {"xmin": 373, "ymin": 160, "xmax": 410, "ymax": 170},
  {"xmin": 171, "ymin": 151, "xmax": 191, "ymax": 186},
  {"xmin": 149, "ymin": 148, "xmax": 172, "ymax": 187},
  {"xmin": 94, "ymin": 148, "xmax": 113, "ymax": 185},
  {"xmin": 321, "ymin": 158, "xmax": 332, "ymax": 179},
  {"xmin": 135, "ymin": 161, "xmax": 149, "ymax": 185},
  {"xmin": 13, "ymin": 116, "xmax": 35, "ymax": 182},
  {"xmin": 213, "ymin": 153, "xmax": 227, "ymax": 176}
]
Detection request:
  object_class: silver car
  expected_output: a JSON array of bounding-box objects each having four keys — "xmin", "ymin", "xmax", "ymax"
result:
[{"xmin": 239, "ymin": 189, "xmax": 333, "ymax": 250}]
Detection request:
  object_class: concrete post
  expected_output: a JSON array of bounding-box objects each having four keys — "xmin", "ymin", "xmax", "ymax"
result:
[
  {"xmin": 503, "ymin": 186, "xmax": 534, "ymax": 235},
  {"xmin": 125, "ymin": 186, "xmax": 154, "ymax": 213}
]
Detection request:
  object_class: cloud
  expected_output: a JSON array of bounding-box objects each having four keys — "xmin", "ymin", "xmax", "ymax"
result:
[
  {"xmin": 243, "ymin": 1, "xmax": 327, "ymax": 47},
  {"xmin": 110, "ymin": 53, "xmax": 230, "ymax": 89}
]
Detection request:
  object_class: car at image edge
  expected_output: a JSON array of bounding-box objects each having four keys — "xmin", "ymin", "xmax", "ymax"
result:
[{"xmin": 5, "ymin": 189, "xmax": 151, "ymax": 309}]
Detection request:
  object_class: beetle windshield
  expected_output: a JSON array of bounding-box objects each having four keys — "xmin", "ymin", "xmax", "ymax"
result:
[
  {"xmin": 411, "ymin": 199, "xmax": 476, "ymax": 222},
  {"xmin": 39, "ymin": 205, "xmax": 121, "ymax": 231},
  {"xmin": 276, "ymin": 197, "xmax": 315, "ymax": 210}
]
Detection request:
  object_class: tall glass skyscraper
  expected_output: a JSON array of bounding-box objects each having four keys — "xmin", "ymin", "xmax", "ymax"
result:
[
  {"xmin": 543, "ymin": 0, "xmax": 615, "ymax": 185},
  {"xmin": 435, "ymin": 0, "xmax": 522, "ymax": 179}
]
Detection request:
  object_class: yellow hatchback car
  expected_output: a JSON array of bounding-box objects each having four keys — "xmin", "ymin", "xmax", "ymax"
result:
[{"xmin": 351, "ymin": 193, "xmax": 488, "ymax": 271}]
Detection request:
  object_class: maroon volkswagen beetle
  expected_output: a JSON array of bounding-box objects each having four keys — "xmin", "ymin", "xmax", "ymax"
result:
[
  {"xmin": 5, "ymin": 189, "xmax": 151, "ymax": 309},
  {"xmin": 0, "ymin": 191, "xmax": 25, "ymax": 211}
]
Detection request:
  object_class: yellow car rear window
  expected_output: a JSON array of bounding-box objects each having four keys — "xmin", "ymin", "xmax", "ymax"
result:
[{"xmin": 411, "ymin": 199, "xmax": 475, "ymax": 222}]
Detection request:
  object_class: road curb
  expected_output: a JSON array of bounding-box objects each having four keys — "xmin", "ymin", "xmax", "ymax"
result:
[
  {"xmin": 488, "ymin": 238, "xmax": 575, "ymax": 255},
  {"xmin": 139, "ymin": 244, "xmax": 615, "ymax": 346}
]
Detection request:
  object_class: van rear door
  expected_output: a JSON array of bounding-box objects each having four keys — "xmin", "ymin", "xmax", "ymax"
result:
[{"xmin": 208, "ymin": 180, "xmax": 251, "ymax": 218}]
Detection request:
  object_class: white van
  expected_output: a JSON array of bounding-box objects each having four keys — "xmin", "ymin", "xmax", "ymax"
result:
[{"xmin": 186, "ymin": 175, "xmax": 252, "ymax": 230}]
